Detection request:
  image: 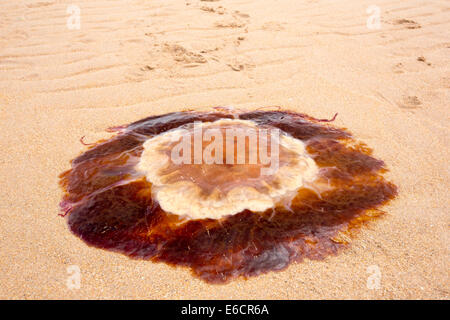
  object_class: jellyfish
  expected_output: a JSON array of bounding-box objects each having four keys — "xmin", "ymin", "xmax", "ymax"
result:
[{"xmin": 59, "ymin": 109, "xmax": 397, "ymax": 283}]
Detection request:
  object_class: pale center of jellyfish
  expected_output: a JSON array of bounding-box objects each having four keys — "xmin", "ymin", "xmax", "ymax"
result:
[{"xmin": 136, "ymin": 119, "xmax": 319, "ymax": 220}]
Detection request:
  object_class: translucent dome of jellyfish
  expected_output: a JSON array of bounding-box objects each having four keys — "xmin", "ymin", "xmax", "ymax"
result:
[{"xmin": 59, "ymin": 108, "xmax": 397, "ymax": 283}]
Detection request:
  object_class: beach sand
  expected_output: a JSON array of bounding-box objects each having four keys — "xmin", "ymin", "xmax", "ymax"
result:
[{"xmin": 0, "ymin": 0, "xmax": 448, "ymax": 299}]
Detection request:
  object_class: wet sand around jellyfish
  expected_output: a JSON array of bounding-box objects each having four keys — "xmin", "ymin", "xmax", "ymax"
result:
[{"xmin": 59, "ymin": 110, "xmax": 397, "ymax": 283}]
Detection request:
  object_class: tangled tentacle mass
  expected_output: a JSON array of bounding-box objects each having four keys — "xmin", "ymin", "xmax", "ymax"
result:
[{"xmin": 59, "ymin": 110, "xmax": 397, "ymax": 283}]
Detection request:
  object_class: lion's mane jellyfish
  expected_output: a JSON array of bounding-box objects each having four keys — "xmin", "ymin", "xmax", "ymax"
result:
[{"xmin": 59, "ymin": 109, "xmax": 397, "ymax": 283}]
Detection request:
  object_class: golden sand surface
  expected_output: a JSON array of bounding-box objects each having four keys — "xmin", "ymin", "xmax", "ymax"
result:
[{"xmin": 0, "ymin": 0, "xmax": 448, "ymax": 299}]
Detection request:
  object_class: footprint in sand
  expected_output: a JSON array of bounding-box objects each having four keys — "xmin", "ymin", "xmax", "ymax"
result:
[
  {"xmin": 226, "ymin": 56, "xmax": 255, "ymax": 72},
  {"xmin": 164, "ymin": 43, "xmax": 207, "ymax": 65},
  {"xmin": 214, "ymin": 9, "xmax": 250, "ymax": 29},
  {"xmin": 261, "ymin": 21, "xmax": 285, "ymax": 31},
  {"xmin": 200, "ymin": 6, "xmax": 215, "ymax": 13},
  {"xmin": 233, "ymin": 11, "xmax": 250, "ymax": 19},
  {"xmin": 200, "ymin": 5, "xmax": 226, "ymax": 15},
  {"xmin": 215, "ymin": 19, "xmax": 247, "ymax": 28},
  {"xmin": 393, "ymin": 62, "xmax": 404, "ymax": 74},
  {"xmin": 235, "ymin": 35, "xmax": 245, "ymax": 45},
  {"xmin": 227, "ymin": 63, "xmax": 244, "ymax": 72},
  {"xmin": 417, "ymin": 56, "xmax": 432, "ymax": 66},
  {"xmin": 399, "ymin": 95, "xmax": 422, "ymax": 110},
  {"xmin": 126, "ymin": 42, "xmax": 208, "ymax": 81},
  {"xmin": 140, "ymin": 65, "xmax": 155, "ymax": 72},
  {"xmin": 391, "ymin": 19, "xmax": 421, "ymax": 29}
]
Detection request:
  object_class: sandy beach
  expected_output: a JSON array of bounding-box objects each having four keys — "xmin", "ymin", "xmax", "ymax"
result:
[{"xmin": 0, "ymin": 0, "xmax": 448, "ymax": 299}]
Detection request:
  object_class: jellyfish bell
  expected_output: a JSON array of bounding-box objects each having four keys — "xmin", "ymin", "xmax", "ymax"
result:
[{"xmin": 136, "ymin": 119, "xmax": 320, "ymax": 220}]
